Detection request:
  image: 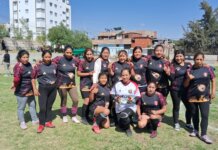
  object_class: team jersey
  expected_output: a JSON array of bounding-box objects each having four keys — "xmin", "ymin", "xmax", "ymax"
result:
[
  {"xmin": 13, "ymin": 62, "xmax": 33, "ymax": 96},
  {"xmin": 146, "ymin": 56, "xmax": 170, "ymax": 88},
  {"xmin": 187, "ymin": 65, "xmax": 215, "ymax": 102},
  {"xmin": 137, "ymin": 92, "xmax": 166, "ymax": 114},
  {"xmin": 131, "ymin": 57, "xmax": 147, "ymax": 87},
  {"xmin": 52, "ymin": 56, "xmax": 80, "ymax": 86},
  {"xmin": 78, "ymin": 59, "xmax": 95, "ymax": 90},
  {"xmin": 32, "ymin": 62, "xmax": 57, "ymax": 86},
  {"xmin": 111, "ymin": 81, "xmax": 141, "ymax": 113},
  {"xmin": 111, "ymin": 61, "xmax": 131, "ymax": 85},
  {"xmin": 169, "ymin": 62, "xmax": 192, "ymax": 91}
]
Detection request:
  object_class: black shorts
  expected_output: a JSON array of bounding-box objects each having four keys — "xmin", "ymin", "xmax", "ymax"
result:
[
  {"xmin": 157, "ymin": 87, "xmax": 169, "ymax": 97},
  {"xmin": 89, "ymin": 101, "xmax": 105, "ymax": 118},
  {"xmin": 80, "ymin": 91, "xmax": 89, "ymax": 99}
]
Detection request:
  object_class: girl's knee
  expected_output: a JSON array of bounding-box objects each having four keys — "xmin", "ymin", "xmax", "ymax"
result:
[{"xmin": 104, "ymin": 109, "xmax": 110, "ymax": 116}]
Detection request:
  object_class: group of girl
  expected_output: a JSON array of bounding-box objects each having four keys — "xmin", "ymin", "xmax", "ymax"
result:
[{"xmin": 12, "ymin": 44, "xmax": 216, "ymax": 144}]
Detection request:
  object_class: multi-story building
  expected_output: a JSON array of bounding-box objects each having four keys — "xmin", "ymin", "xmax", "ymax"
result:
[
  {"xmin": 9, "ymin": 0, "xmax": 71, "ymax": 39},
  {"xmin": 92, "ymin": 30, "xmax": 157, "ymax": 56}
]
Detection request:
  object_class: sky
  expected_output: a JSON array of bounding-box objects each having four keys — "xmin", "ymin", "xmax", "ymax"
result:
[{"xmin": 1, "ymin": 0, "xmax": 218, "ymax": 39}]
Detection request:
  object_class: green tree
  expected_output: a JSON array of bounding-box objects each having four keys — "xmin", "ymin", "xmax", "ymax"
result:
[
  {"xmin": 36, "ymin": 32, "xmax": 46, "ymax": 46},
  {"xmin": 71, "ymin": 30, "xmax": 92, "ymax": 49},
  {"xmin": 0, "ymin": 25, "xmax": 9, "ymax": 38},
  {"xmin": 177, "ymin": 1, "xmax": 218, "ymax": 54}
]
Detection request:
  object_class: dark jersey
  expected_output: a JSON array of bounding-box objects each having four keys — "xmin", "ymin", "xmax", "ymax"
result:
[
  {"xmin": 169, "ymin": 62, "xmax": 192, "ymax": 91},
  {"xmin": 78, "ymin": 59, "xmax": 95, "ymax": 89},
  {"xmin": 91, "ymin": 84, "xmax": 110, "ymax": 107},
  {"xmin": 3, "ymin": 53, "xmax": 10, "ymax": 63},
  {"xmin": 187, "ymin": 66, "xmax": 215, "ymax": 100},
  {"xmin": 131, "ymin": 57, "xmax": 147, "ymax": 87},
  {"xmin": 13, "ymin": 62, "xmax": 33, "ymax": 96},
  {"xmin": 101, "ymin": 59, "xmax": 109, "ymax": 73},
  {"xmin": 52, "ymin": 56, "xmax": 80, "ymax": 86},
  {"xmin": 111, "ymin": 61, "xmax": 131, "ymax": 85},
  {"xmin": 146, "ymin": 56, "xmax": 170, "ymax": 88},
  {"xmin": 32, "ymin": 62, "xmax": 57, "ymax": 86},
  {"xmin": 138, "ymin": 92, "xmax": 166, "ymax": 114}
]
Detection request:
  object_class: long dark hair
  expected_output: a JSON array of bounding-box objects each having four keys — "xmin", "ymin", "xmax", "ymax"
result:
[
  {"xmin": 131, "ymin": 46, "xmax": 142, "ymax": 61},
  {"xmin": 16, "ymin": 50, "xmax": 29, "ymax": 62},
  {"xmin": 99, "ymin": 47, "xmax": 110, "ymax": 59},
  {"xmin": 63, "ymin": 45, "xmax": 73, "ymax": 53},
  {"xmin": 172, "ymin": 50, "xmax": 185, "ymax": 63},
  {"xmin": 193, "ymin": 51, "xmax": 204, "ymax": 60},
  {"xmin": 42, "ymin": 50, "xmax": 52, "ymax": 57},
  {"xmin": 83, "ymin": 48, "xmax": 94, "ymax": 60}
]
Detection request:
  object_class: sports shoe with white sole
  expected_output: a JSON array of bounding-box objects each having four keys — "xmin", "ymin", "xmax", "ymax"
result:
[
  {"xmin": 20, "ymin": 122, "xmax": 27, "ymax": 130},
  {"xmin": 63, "ymin": 116, "xmax": 68, "ymax": 123},
  {"xmin": 32, "ymin": 120, "xmax": 39, "ymax": 125},
  {"xmin": 174, "ymin": 123, "xmax": 180, "ymax": 131},
  {"xmin": 200, "ymin": 135, "xmax": 213, "ymax": 144},
  {"xmin": 72, "ymin": 116, "xmax": 80, "ymax": 123}
]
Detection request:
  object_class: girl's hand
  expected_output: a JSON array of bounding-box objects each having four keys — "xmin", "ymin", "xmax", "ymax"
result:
[
  {"xmin": 138, "ymin": 115, "xmax": 142, "ymax": 121},
  {"xmin": 211, "ymin": 91, "xmax": 216, "ymax": 99},
  {"xmin": 11, "ymin": 85, "xmax": 16, "ymax": 91},
  {"xmin": 89, "ymin": 71, "xmax": 95, "ymax": 76},
  {"xmin": 187, "ymin": 71, "xmax": 194, "ymax": 80},
  {"xmin": 163, "ymin": 64, "xmax": 170, "ymax": 75},
  {"xmin": 108, "ymin": 63, "xmax": 113, "ymax": 69},
  {"xmin": 33, "ymin": 89, "xmax": 40, "ymax": 96},
  {"xmin": 90, "ymin": 83, "xmax": 98, "ymax": 91}
]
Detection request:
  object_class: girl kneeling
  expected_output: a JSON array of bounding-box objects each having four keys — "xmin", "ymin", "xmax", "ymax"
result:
[
  {"xmin": 137, "ymin": 82, "xmax": 167, "ymax": 138},
  {"xmin": 89, "ymin": 73, "xmax": 110, "ymax": 133}
]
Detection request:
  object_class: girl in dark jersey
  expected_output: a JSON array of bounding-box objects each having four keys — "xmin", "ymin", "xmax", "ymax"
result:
[
  {"xmin": 137, "ymin": 82, "xmax": 167, "ymax": 138},
  {"xmin": 184, "ymin": 52, "xmax": 216, "ymax": 144},
  {"xmin": 77, "ymin": 48, "xmax": 95, "ymax": 125},
  {"xmin": 12, "ymin": 50, "xmax": 38, "ymax": 130},
  {"xmin": 131, "ymin": 46, "xmax": 148, "ymax": 93},
  {"xmin": 32, "ymin": 50, "xmax": 57, "ymax": 133},
  {"xmin": 53, "ymin": 45, "xmax": 80, "ymax": 123},
  {"xmin": 111, "ymin": 68, "xmax": 141, "ymax": 137},
  {"xmin": 167, "ymin": 50, "xmax": 193, "ymax": 131},
  {"xmin": 146, "ymin": 44, "xmax": 170, "ymax": 99},
  {"xmin": 108, "ymin": 50, "xmax": 133, "ymax": 86},
  {"xmin": 89, "ymin": 73, "xmax": 110, "ymax": 134},
  {"xmin": 92, "ymin": 47, "xmax": 110, "ymax": 88}
]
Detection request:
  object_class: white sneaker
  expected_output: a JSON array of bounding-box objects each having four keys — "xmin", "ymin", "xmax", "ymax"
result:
[
  {"xmin": 72, "ymin": 116, "xmax": 80, "ymax": 123},
  {"xmin": 32, "ymin": 120, "xmax": 39, "ymax": 125},
  {"xmin": 20, "ymin": 122, "xmax": 27, "ymax": 130},
  {"xmin": 174, "ymin": 123, "xmax": 180, "ymax": 131},
  {"xmin": 63, "ymin": 116, "xmax": 68, "ymax": 123}
]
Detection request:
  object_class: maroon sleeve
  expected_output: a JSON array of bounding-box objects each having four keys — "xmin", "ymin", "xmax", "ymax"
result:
[
  {"xmin": 31, "ymin": 64, "xmax": 40, "ymax": 79},
  {"xmin": 208, "ymin": 66, "xmax": 216, "ymax": 80},
  {"xmin": 73, "ymin": 56, "xmax": 80, "ymax": 67},
  {"xmin": 13, "ymin": 63, "xmax": 23, "ymax": 87},
  {"xmin": 156, "ymin": 92, "xmax": 167, "ymax": 107},
  {"xmin": 78, "ymin": 60, "xmax": 85, "ymax": 72},
  {"xmin": 111, "ymin": 62, "xmax": 116, "ymax": 72},
  {"xmin": 52, "ymin": 56, "xmax": 62, "ymax": 64}
]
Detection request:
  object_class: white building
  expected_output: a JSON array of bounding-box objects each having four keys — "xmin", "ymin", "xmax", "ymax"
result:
[{"xmin": 9, "ymin": 0, "xmax": 71, "ymax": 39}]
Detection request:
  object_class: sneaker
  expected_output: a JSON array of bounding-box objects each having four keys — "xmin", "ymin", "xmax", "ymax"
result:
[
  {"xmin": 150, "ymin": 130, "xmax": 157, "ymax": 138},
  {"xmin": 81, "ymin": 117, "xmax": 89, "ymax": 125},
  {"xmin": 174, "ymin": 123, "xmax": 180, "ymax": 131},
  {"xmin": 20, "ymin": 122, "xmax": 27, "ymax": 130},
  {"xmin": 72, "ymin": 116, "xmax": 80, "ymax": 123},
  {"xmin": 37, "ymin": 125, "xmax": 44, "ymax": 133},
  {"xmin": 186, "ymin": 124, "xmax": 193, "ymax": 130},
  {"xmin": 45, "ymin": 121, "xmax": 55, "ymax": 128},
  {"xmin": 200, "ymin": 135, "xmax": 213, "ymax": 144},
  {"xmin": 189, "ymin": 130, "xmax": 199, "ymax": 137},
  {"xmin": 63, "ymin": 116, "xmax": 68, "ymax": 123},
  {"xmin": 125, "ymin": 128, "xmax": 132, "ymax": 137},
  {"xmin": 32, "ymin": 120, "xmax": 39, "ymax": 125},
  {"xmin": 92, "ymin": 125, "xmax": 101, "ymax": 134}
]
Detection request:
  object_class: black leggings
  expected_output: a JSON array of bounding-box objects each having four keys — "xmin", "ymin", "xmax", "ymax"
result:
[
  {"xmin": 170, "ymin": 90, "xmax": 192, "ymax": 124},
  {"xmin": 117, "ymin": 108, "xmax": 134, "ymax": 130},
  {"xmin": 38, "ymin": 85, "xmax": 57, "ymax": 125},
  {"xmin": 190, "ymin": 102, "xmax": 210, "ymax": 136},
  {"xmin": 150, "ymin": 119, "xmax": 159, "ymax": 131}
]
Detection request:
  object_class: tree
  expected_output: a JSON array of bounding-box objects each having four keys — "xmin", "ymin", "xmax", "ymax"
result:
[
  {"xmin": 36, "ymin": 32, "xmax": 46, "ymax": 46},
  {"xmin": 176, "ymin": 1, "xmax": 218, "ymax": 54},
  {"xmin": 0, "ymin": 25, "xmax": 9, "ymax": 39},
  {"xmin": 71, "ymin": 30, "xmax": 92, "ymax": 49},
  {"xmin": 47, "ymin": 23, "xmax": 73, "ymax": 46}
]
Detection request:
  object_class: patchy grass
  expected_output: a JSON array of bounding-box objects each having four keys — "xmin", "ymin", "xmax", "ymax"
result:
[{"xmin": 0, "ymin": 68, "xmax": 218, "ymax": 150}]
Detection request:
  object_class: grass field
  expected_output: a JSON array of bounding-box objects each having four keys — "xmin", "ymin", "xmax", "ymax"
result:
[{"xmin": 0, "ymin": 68, "xmax": 218, "ymax": 150}]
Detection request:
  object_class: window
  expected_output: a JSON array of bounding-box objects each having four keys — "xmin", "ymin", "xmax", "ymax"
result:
[
  {"xmin": 62, "ymin": 0, "xmax": 65, "ymax": 2},
  {"xmin": 25, "ymin": 9, "xmax": 29, "ymax": 13},
  {"xmin": 50, "ymin": 20, "xmax": 53, "ymax": 24},
  {"xmin": 26, "ymin": 18, "xmax": 29, "ymax": 22},
  {"xmin": 66, "ymin": 16, "xmax": 69, "ymax": 20},
  {"xmin": 55, "ymin": 12, "xmax": 57, "ymax": 17},
  {"xmin": 55, "ymin": 21, "xmax": 57, "ymax": 25},
  {"xmin": 49, "ymin": 2, "xmax": 52, "ymax": 6},
  {"xmin": 25, "ymin": 0, "xmax": 28, "ymax": 4},
  {"xmin": 50, "ymin": 11, "xmax": 53, "ymax": 15},
  {"xmin": 54, "ymin": 4, "xmax": 57, "ymax": 8},
  {"xmin": 36, "ymin": 8, "xmax": 45, "ymax": 13},
  {"xmin": 63, "ymin": 11, "xmax": 66, "ymax": 14},
  {"xmin": 14, "ymin": 19, "xmax": 18, "ymax": 23}
]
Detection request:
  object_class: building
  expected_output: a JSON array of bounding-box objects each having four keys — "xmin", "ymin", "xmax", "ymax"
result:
[
  {"xmin": 92, "ymin": 30, "xmax": 157, "ymax": 56},
  {"xmin": 9, "ymin": 0, "xmax": 71, "ymax": 39}
]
